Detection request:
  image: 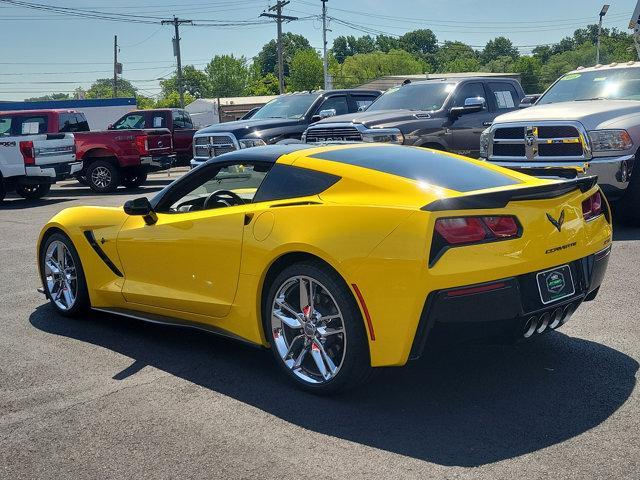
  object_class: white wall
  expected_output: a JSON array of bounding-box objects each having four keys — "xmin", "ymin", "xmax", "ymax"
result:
[{"xmin": 77, "ymin": 104, "xmax": 137, "ymax": 130}]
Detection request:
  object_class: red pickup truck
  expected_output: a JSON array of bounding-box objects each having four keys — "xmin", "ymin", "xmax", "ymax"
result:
[
  {"xmin": 108, "ymin": 108, "xmax": 196, "ymax": 166},
  {"xmin": 43, "ymin": 109, "xmax": 175, "ymax": 192}
]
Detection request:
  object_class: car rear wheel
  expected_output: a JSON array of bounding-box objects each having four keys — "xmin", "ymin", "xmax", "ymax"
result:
[
  {"xmin": 87, "ymin": 160, "xmax": 119, "ymax": 193},
  {"xmin": 40, "ymin": 233, "xmax": 89, "ymax": 317},
  {"xmin": 264, "ymin": 261, "xmax": 371, "ymax": 394},
  {"xmin": 121, "ymin": 170, "xmax": 148, "ymax": 189},
  {"xmin": 16, "ymin": 183, "xmax": 51, "ymax": 200}
]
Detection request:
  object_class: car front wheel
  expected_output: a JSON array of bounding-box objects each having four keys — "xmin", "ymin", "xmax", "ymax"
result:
[
  {"xmin": 87, "ymin": 160, "xmax": 119, "ymax": 193},
  {"xmin": 264, "ymin": 261, "xmax": 371, "ymax": 393}
]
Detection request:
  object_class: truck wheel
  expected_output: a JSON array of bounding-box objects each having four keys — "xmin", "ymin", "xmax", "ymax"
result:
[
  {"xmin": 121, "ymin": 171, "xmax": 148, "ymax": 189},
  {"xmin": 616, "ymin": 157, "xmax": 640, "ymax": 225},
  {"xmin": 16, "ymin": 183, "xmax": 51, "ymax": 200},
  {"xmin": 86, "ymin": 160, "xmax": 119, "ymax": 193}
]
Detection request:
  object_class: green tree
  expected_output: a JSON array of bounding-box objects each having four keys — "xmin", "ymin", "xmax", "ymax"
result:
[
  {"xmin": 480, "ymin": 37, "xmax": 519, "ymax": 64},
  {"xmin": 435, "ymin": 41, "xmax": 478, "ymax": 72},
  {"xmin": 255, "ymin": 33, "xmax": 312, "ymax": 77},
  {"xmin": 512, "ymin": 56, "xmax": 543, "ymax": 93},
  {"xmin": 332, "ymin": 35, "xmax": 376, "ymax": 63},
  {"xmin": 136, "ymin": 96, "xmax": 157, "ymax": 109},
  {"xmin": 244, "ymin": 62, "xmax": 279, "ymax": 95},
  {"xmin": 86, "ymin": 78, "xmax": 137, "ymax": 98},
  {"xmin": 442, "ymin": 56, "xmax": 481, "ymax": 73},
  {"xmin": 288, "ymin": 49, "xmax": 323, "ymax": 91},
  {"xmin": 376, "ymin": 34, "xmax": 400, "ymax": 52},
  {"xmin": 24, "ymin": 93, "xmax": 71, "ymax": 102},
  {"xmin": 155, "ymin": 91, "xmax": 195, "ymax": 108},
  {"xmin": 160, "ymin": 65, "xmax": 210, "ymax": 98},
  {"xmin": 331, "ymin": 49, "xmax": 426, "ymax": 88},
  {"xmin": 481, "ymin": 55, "xmax": 516, "ymax": 73},
  {"xmin": 399, "ymin": 29, "xmax": 438, "ymax": 56},
  {"xmin": 204, "ymin": 54, "xmax": 249, "ymax": 98}
]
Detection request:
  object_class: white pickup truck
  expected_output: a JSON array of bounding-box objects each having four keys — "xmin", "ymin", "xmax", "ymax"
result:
[
  {"xmin": 0, "ymin": 110, "xmax": 80, "ymax": 202},
  {"xmin": 480, "ymin": 62, "xmax": 640, "ymax": 224}
]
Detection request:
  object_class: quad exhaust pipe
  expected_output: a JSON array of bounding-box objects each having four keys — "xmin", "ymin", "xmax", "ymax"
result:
[{"xmin": 522, "ymin": 303, "xmax": 577, "ymax": 338}]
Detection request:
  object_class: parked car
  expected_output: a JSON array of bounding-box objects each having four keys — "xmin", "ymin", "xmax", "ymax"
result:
[
  {"xmin": 480, "ymin": 62, "xmax": 640, "ymax": 223},
  {"xmin": 302, "ymin": 77, "xmax": 525, "ymax": 158},
  {"xmin": 20, "ymin": 109, "xmax": 175, "ymax": 192},
  {"xmin": 109, "ymin": 108, "xmax": 196, "ymax": 166},
  {"xmin": 0, "ymin": 109, "xmax": 79, "ymax": 202},
  {"xmin": 190, "ymin": 90, "xmax": 381, "ymax": 168},
  {"xmin": 37, "ymin": 144, "xmax": 611, "ymax": 393}
]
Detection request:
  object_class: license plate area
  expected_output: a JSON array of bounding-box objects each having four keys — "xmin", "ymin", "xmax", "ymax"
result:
[{"xmin": 536, "ymin": 264, "xmax": 575, "ymax": 305}]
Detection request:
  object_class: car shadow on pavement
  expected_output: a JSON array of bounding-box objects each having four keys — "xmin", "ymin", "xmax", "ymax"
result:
[
  {"xmin": 0, "ymin": 198, "xmax": 73, "ymax": 210},
  {"xmin": 29, "ymin": 305, "xmax": 637, "ymax": 468},
  {"xmin": 613, "ymin": 224, "xmax": 640, "ymax": 241}
]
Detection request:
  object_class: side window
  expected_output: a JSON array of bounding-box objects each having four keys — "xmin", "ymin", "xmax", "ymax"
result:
[
  {"xmin": 352, "ymin": 95, "xmax": 377, "ymax": 112},
  {"xmin": 152, "ymin": 114, "xmax": 166, "ymax": 128},
  {"xmin": 17, "ymin": 116, "xmax": 48, "ymax": 135},
  {"xmin": 160, "ymin": 162, "xmax": 271, "ymax": 213},
  {"xmin": 253, "ymin": 164, "xmax": 340, "ymax": 203},
  {"xmin": 172, "ymin": 111, "xmax": 186, "ymax": 129},
  {"xmin": 75, "ymin": 114, "xmax": 90, "ymax": 131},
  {"xmin": 182, "ymin": 112, "xmax": 194, "ymax": 128},
  {"xmin": 487, "ymin": 82, "xmax": 521, "ymax": 110},
  {"xmin": 0, "ymin": 117, "xmax": 13, "ymax": 136},
  {"xmin": 452, "ymin": 82, "xmax": 487, "ymax": 109},
  {"xmin": 59, "ymin": 113, "xmax": 79, "ymax": 132},
  {"xmin": 318, "ymin": 95, "xmax": 349, "ymax": 116},
  {"xmin": 113, "ymin": 113, "xmax": 145, "ymax": 130}
]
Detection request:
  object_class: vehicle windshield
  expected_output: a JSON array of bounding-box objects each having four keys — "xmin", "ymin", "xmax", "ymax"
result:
[
  {"xmin": 367, "ymin": 82, "xmax": 455, "ymax": 111},
  {"xmin": 538, "ymin": 68, "xmax": 640, "ymax": 104},
  {"xmin": 251, "ymin": 94, "xmax": 320, "ymax": 120}
]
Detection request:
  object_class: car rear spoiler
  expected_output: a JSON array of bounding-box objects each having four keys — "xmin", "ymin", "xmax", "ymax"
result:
[{"xmin": 421, "ymin": 176, "xmax": 598, "ymax": 212}]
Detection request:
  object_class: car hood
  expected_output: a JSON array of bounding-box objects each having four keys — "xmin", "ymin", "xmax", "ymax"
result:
[
  {"xmin": 314, "ymin": 109, "xmax": 435, "ymax": 128},
  {"xmin": 196, "ymin": 117, "xmax": 301, "ymax": 136},
  {"xmin": 494, "ymin": 100, "xmax": 640, "ymax": 129}
]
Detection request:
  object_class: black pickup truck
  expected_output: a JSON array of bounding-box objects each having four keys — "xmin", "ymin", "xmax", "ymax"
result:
[
  {"xmin": 303, "ymin": 77, "xmax": 526, "ymax": 158},
  {"xmin": 190, "ymin": 89, "xmax": 381, "ymax": 167}
]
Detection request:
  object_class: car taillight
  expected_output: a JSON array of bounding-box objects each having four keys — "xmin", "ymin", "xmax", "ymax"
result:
[
  {"xmin": 434, "ymin": 215, "xmax": 519, "ymax": 246},
  {"xmin": 19, "ymin": 140, "xmax": 35, "ymax": 165},
  {"xmin": 135, "ymin": 135, "xmax": 148, "ymax": 155},
  {"xmin": 582, "ymin": 191, "xmax": 603, "ymax": 221}
]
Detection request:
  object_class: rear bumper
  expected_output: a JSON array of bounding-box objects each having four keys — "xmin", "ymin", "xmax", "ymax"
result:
[
  {"xmin": 485, "ymin": 154, "xmax": 634, "ymax": 200},
  {"xmin": 140, "ymin": 154, "xmax": 176, "ymax": 171},
  {"xmin": 410, "ymin": 246, "xmax": 611, "ymax": 359},
  {"xmin": 24, "ymin": 161, "xmax": 83, "ymax": 181}
]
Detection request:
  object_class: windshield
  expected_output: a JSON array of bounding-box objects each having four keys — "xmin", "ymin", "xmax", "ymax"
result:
[
  {"xmin": 251, "ymin": 94, "xmax": 320, "ymax": 120},
  {"xmin": 367, "ymin": 82, "xmax": 455, "ymax": 111},
  {"xmin": 539, "ymin": 68, "xmax": 640, "ymax": 104}
]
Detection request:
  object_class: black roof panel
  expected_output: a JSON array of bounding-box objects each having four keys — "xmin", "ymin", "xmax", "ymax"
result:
[{"xmin": 204, "ymin": 144, "xmax": 313, "ymax": 165}]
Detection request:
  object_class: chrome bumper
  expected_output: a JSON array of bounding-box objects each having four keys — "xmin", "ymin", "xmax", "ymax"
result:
[
  {"xmin": 140, "ymin": 154, "xmax": 176, "ymax": 170},
  {"xmin": 486, "ymin": 154, "xmax": 635, "ymax": 198},
  {"xmin": 25, "ymin": 161, "xmax": 83, "ymax": 179}
]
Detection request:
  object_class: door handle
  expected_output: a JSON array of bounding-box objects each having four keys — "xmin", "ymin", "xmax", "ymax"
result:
[
  {"xmin": 244, "ymin": 213, "xmax": 254, "ymax": 225},
  {"xmin": 482, "ymin": 121, "xmax": 492, "ymax": 126}
]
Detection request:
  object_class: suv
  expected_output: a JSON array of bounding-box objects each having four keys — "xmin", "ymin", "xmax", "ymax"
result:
[
  {"xmin": 480, "ymin": 62, "xmax": 640, "ymax": 222},
  {"xmin": 190, "ymin": 89, "xmax": 381, "ymax": 168},
  {"xmin": 0, "ymin": 110, "xmax": 79, "ymax": 202},
  {"xmin": 303, "ymin": 78, "xmax": 525, "ymax": 158}
]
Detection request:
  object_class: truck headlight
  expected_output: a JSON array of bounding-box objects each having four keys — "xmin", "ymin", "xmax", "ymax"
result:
[
  {"xmin": 239, "ymin": 138, "xmax": 267, "ymax": 149},
  {"xmin": 479, "ymin": 128, "xmax": 490, "ymax": 159},
  {"xmin": 361, "ymin": 128, "xmax": 404, "ymax": 144},
  {"xmin": 588, "ymin": 129, "xmax": 633, "ymax": 151}
]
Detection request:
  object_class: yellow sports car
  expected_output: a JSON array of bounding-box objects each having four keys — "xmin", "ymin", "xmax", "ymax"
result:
[{"xmin": 37, "ymin": 144, "xmax": 612, "ymax": 393}]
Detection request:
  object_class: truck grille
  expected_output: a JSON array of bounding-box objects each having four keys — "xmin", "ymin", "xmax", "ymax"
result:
[
  {"xmin": 305, "ymin": 126, "xmax": 362, "ymax": 142},
  {"xmin": 490, "ymin": 123, "xmax": 585, "ymax": 160},
  {"xmin": 194, "ymin": 134, "xmax": 237, "ymax": 158}
]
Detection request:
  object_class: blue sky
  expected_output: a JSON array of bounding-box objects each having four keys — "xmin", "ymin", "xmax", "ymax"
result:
[{"xmin": 0, "ymin": 0, "xmax": 636, "ymax": 101}]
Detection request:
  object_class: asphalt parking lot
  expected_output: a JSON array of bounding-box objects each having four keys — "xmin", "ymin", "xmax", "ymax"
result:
[{"xmin": 1, "ymin": 172, "xmax": 639, "ymax": 479}]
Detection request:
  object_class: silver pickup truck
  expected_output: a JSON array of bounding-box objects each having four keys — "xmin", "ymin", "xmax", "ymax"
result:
[{"xmin": 480, "ymin": 62, "xmax": 640, "ymax": 223}]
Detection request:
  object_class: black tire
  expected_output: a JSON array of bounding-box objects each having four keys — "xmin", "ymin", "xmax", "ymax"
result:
[
  {"xmin": 39, "ymin": 232, "xmax": 90, "ymax": 317},
  {"xmin": 86, "ymin": 159, "xmax": 120, "ymax": 193},
  {"xmin": 16, "ymin": 183, "xmax": 51, "ymax": 200},
  {"xmin": 263, "ymin": 260, "xmax": 372, "ymax": 394},
  {"xmin": 616, "ymin": 158, "xmax": 640, "ymax": 225},
  {"xmin": 121, "ymin": 170, "xmax": 148, "ymax": 189}
]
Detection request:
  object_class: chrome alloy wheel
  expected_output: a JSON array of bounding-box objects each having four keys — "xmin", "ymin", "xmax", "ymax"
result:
[
  {"xmin": 91, "ymin": 166, "xmax": 112, "ymax": 188},
  {"xmin": 271, "ymin": 276, "xmax": 346, "ymax": 384},
  {"xmin": 44, "ymin": 240, "xmax": 78, "ymax": 311}
]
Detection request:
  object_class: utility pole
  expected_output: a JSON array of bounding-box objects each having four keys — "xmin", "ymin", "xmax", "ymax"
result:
[
  {"xmin": 161, "ymin": 16, "xmax": 193, "ymax": 108},
  {"xmin": 113, "ymin": 35, "xmax": 118, "ymax": 98},
  {"xmin": 596, "ymin": 4, "xmax": 610, "ymax": 64},
  {"xmin": 321, "ymin": 0, "xmax": 331, "ymax": 89},
  {"xmin": 260, "ymin": 1, "xmax": 297, "ymax": 94}
]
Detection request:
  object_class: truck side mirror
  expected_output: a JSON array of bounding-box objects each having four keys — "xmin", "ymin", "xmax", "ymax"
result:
[
  {"xmin": 519, "ymin": 94, "xmax": 541, "ymax": 108},
  {"xmin": 311, "ymin": 108, "xmax": 337, "ymax": 123},
  {"xmin": 450, "ymin": 97, "xmax": 485, "ymax": 119},
  {"xmin": 124, "ymin": 197, "xmax": 157, "ymax": 225},
  {"xmin": 107, "ymin": 124, "xmax": 113, "ymax": 130}
]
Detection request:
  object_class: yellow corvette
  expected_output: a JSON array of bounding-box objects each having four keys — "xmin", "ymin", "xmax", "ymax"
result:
[{"xmin": 37, "ymin": 144, "xmax": 612, "ymax": 393}]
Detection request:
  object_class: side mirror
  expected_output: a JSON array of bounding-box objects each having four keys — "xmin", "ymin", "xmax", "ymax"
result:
[
  {"xmin": 124, "ymin": 197, "xmax": 157, "ymax": 225},
  {"xmin": 311, "ymin": 108, "xmax": 337, "ymax": 122},
  {"xmin": 450, "ymin": 97, "xmax": 485, "ymax": 118},
  {"xmin": 107, "ymin": 124, "xmax": 113, "ymax": 130},
  {"xmin": 519, "ymin": 94, "xmax": 541, "ymax": 108}
]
